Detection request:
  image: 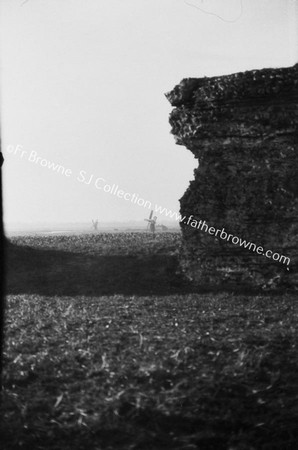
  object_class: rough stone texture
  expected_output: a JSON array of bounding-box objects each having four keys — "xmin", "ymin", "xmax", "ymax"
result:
[{"xmin": 166, "ymin": 64, "xmax": 298, "ymax": 290}]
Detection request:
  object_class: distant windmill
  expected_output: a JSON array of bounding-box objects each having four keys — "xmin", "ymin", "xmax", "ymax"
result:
[
  {"xmin": 92, "ymin": 219, "xmax": 99, "ymax": 231},
  {"xmin": 144, "ymin": 210, "xmax": 157, "ymax": 236}
]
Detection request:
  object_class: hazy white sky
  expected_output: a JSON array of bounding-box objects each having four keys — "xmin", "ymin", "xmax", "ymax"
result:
[{"xmin": 1, "ymin": 0, "xmax": 297, "ymax": 225}]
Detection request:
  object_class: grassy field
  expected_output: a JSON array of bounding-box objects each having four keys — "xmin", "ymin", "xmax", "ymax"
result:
[{"xmin": 1, "ymin": 232, "xmax": 298, "ymax": 450}]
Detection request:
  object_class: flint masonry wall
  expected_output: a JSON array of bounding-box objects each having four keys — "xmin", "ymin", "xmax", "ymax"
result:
[{"xmin": 166, "ymin": 64, "xmax": 298, "ymax": 289}]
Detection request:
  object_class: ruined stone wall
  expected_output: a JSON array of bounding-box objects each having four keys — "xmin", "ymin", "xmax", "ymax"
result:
[{"xmin": 166, "ymin": 64, "xmax": 298, "ymax": 289}]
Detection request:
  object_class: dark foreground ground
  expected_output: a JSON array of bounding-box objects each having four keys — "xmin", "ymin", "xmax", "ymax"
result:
[{"xmin": 1, "ymin": 233, "xmax": 298, "ymax": 449}]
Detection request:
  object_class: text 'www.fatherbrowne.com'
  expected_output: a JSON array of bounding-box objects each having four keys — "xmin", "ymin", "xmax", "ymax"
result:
[{"xmin": 154, "ymin": 205, "xmax": 291, "ymax": 267}]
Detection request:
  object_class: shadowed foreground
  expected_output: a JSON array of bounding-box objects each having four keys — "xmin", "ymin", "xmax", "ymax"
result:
[
  {"xmin": 5, "ymin": 233, "xmax": 187, "ymax": 297},
  {"xmin": 1, "ymin": 234, "xmax": 298, "ymax": 449}
]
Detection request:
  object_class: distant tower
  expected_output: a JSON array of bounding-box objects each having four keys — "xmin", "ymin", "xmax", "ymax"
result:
[
  {"xmin": 92, "ymin": 219, "xmax": 99, "ymax": 231},
  {"xmin": 144, "ymin": 210, "xmax": 157, "ymax": 236}
]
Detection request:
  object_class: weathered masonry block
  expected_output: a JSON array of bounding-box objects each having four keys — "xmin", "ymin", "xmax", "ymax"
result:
[{"xmin": 166, "ymin": 64, "xmax": 298, "ymax": 289}]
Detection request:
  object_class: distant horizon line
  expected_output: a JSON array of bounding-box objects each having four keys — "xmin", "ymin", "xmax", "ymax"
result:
[{"xmin": 4, "ymin": 220, "xmax": 180, "ymax": 224}]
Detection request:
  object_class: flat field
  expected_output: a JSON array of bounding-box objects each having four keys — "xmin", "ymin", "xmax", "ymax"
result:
[{"xmin": 1, "ymin": 232, "xmax": 298, "ymax": 449}]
